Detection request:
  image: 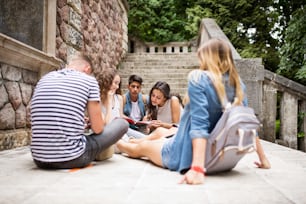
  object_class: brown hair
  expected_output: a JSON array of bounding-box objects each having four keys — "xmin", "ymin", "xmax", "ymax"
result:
[{"xmin": 97, "ymin": 68, "xmax": 119, "ymax": 104}]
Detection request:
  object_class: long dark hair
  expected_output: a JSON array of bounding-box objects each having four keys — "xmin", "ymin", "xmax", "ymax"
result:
[{"xmin": 147, "ymin": 81, "xmax": 171, "ymax": 120}]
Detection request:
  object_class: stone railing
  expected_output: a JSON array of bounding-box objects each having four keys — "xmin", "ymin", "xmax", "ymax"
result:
[
  {"xmin": 128, "ymin": 38, "xmax": 197, "ymax": 54},
  {"xmin": 263, "ymin": 70, "xmax": 306, "ymax": 151},
  {"xmin": 197, "ymin": 18, "xmax": 306, "ymax": 152}
]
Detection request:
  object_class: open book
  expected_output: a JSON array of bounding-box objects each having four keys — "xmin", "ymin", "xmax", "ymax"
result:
[
  {"xmin": 116, "ymin": 117, "xmax": 151, "ymax": 134},
  {"xmin": 123, "ymin": 117, "xmax": 151, "ymax": 126}
]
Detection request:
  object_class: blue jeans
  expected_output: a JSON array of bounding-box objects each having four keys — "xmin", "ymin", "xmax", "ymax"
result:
[{"xmin": 34, "ymin": 118, "xmax": 128, "ymax": 169}]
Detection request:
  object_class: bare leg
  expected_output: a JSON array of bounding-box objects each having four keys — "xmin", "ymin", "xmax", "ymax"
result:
[
  {"xmin": 116, "ymin": 139, "xmax": 165, "ymax": 167},
  {"xmin": 130, "ymin": 127, "xmax": 177, "ymax": 144},
  {"xmin": 254, "ymin": 137, "xmax": 271, "ymax": 169}
]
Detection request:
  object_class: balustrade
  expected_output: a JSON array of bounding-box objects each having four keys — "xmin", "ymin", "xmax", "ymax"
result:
[
  {"xmin": 128, "ymin": 40, "xmax": 196, "ymax": 54},
  {"xmin": 263, "ymin": 70, "xmax": 306, "ymax": 151}
]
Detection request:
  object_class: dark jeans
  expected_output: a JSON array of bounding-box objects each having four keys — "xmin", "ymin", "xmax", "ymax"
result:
[{"xmin": 34, "ymin": 118, "xmax": 129, "ymax": 169}]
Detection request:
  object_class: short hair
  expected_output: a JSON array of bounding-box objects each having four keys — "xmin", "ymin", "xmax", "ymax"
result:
[
  {"xmin": 128, "ymin": 75, "xmax": 143, "ymax": 85},
  {"xmin": 79, "ymin": 54, "xmax": 94, "ymax": 72}
]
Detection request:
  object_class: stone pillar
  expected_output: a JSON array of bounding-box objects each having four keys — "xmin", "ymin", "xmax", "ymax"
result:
[
  {"xmin": 235, "ymin": 59, "xmax": 264, "ymax": 118},
  {"xmin": 158, "ymin": 46, "xmax": 163, "ymax": 53},
  {"xmin": 149, "ymin": 46, "xmax": 155, "ymax": 53},
  {"xmin": 262, "ymin": 84, "xmax": 277, "ymax": 142},
  {"xmin": 182, "ymin": 46, "xmax": 188, "ymax": 53},
  {"xmin": 166, "ymin": 47, "xmax": 172, "ymax": 53},
  {"xmin": 280, "ymin": 92, "xmax": 298, "ymax": 149},
  {"xmin": 43, "ymin": 0, "xmax": 57, "ymax": 55}
]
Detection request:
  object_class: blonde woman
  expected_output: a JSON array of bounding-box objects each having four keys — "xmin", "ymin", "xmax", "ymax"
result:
[{"xmin": 117, "ymin": 38, "xmax": 270, "ymax": 185}]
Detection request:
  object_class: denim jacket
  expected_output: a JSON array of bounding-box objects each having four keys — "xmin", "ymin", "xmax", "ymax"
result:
[
  {"xmin": 161, "ymin": 70, "xmax": 247, "ymax": 173},
  {"xmin": 123, "ymin": 92, "xmax": 147, "ymax": 120}
]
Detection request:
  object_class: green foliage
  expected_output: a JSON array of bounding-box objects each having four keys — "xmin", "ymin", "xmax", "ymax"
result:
[
  {"xmin": 184, "ymin": 5, "xmax": 209, "ymax": 37},
  {"xmin": 298, "ymin": 112, "xmax": 306, "ymax": 138},
  {"xmin": 277, "ymin": 7, "xmax": 306, "ymax": 85},
  {"xmin": 128, "ymin": 1, "xmax": 305, "ymax": 81},
  {"xmin": 275, "ymin": 119, "xmax": 280, "ymax": 137},
  {"xmin": 128, "ymin": 0, "xmax": 187, "ymax": 44}
]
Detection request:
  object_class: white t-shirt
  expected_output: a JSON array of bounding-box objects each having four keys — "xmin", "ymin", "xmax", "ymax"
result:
[{"xmin": 130, "ymin": 101, "xmax": 142, "ymax": 121}]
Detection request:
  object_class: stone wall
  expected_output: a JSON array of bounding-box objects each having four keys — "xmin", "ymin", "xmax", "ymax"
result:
[
  {"xmin": 0, "ymin": 0, "xmax": 128, "ymax": 150},
  {"xmin": 0, "ymin": 63, "xmax": 38, "ymax": 149},
  {"xmin": 56, "ymin": 0, "xmax": 128, "ymax": 73}
]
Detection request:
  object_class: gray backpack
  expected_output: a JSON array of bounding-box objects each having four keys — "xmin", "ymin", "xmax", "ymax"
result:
[{"xmin": 205, "ymin": 103, "xmax": 259, "ymax": 174}]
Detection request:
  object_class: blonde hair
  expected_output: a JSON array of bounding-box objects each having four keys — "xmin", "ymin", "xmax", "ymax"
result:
[{"xmin": 187, "ymin": 38, "xmax": 243, "ymax": 106}]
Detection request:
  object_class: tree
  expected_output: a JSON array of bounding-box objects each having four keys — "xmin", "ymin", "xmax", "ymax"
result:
[
  {"xmin": 127, "ymin": 0, "xmax": 305, "ymax": 82},
  {"xmin": 127, "ymin": 0, "xmax": 187, "ymax": 44},
  {"xmin": 277, "ymin": 7, "xmax": 306, "ymax": 85},
  {"xmin": 182, "ymin": 0, "xmax": 280, "ymax": 71}
]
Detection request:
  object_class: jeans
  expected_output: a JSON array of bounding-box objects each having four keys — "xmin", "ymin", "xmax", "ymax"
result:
[
  {"xmin": 34, "ymin": 118, "xmax": 129, "ymax": 169},
  {"xmin": 126, "ymin": 127, "xmax": 147, "ymax": 139}
]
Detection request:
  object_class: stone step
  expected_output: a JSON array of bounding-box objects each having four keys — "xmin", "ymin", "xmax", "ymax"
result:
[
  {"xmin": 123, "ymin": 53, "xmax": 198, "ymax": 59},
  {"xmin": 119, "ymin": 53, "xmax": 197, "ymax": 97},
  {"xmin": 125, "ymin": 81, "xmax": 188, "ymax": 88},
  {"xmin": 120, "ymin": 79, "xmax": 188, "ymax": 97},
  {"xmin": 119, "ymin": 65, "xmax": 198, "ymax": 70},
  {"xmin": 120, "ymin": 74, "xmax": 190, "ymax": 88},
  {"xmin": 121, "ymin": 54, "xmax": 199, "ymax": 66},
  {"xmin": 119, "ymin": 71, "xmax": 192, "ymax": 78},
  {"xmin": 121, "ymin": 87, "xmax": 188, "ymax": 97},
  {"xmin": 121, "ymin": 61, "xmax": 197, "ymax": 66}
]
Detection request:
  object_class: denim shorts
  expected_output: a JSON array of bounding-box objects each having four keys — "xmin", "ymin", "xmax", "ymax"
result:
[{"xmin": 161, "ymin": 136, "xmax": 175, "ymax": 169}]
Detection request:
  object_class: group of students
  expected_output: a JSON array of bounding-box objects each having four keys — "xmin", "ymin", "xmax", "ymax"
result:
[{"xmin": 30, "ymin": 38, "xmax": 270, "ymax": 185}]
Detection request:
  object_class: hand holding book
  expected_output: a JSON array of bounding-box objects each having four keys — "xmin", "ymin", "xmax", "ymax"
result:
[{"xmin": 123, "ymin": 117, "xmax": 152, "ymax": 126}]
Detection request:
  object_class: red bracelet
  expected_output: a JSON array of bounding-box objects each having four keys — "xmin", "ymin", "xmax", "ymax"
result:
[{"xmin": 191, "ymin": 166, "xmax": 206, "ymax": 175}]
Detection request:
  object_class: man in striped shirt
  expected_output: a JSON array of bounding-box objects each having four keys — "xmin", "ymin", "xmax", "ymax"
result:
[{"xmin": 30, "ymin": 54, "xmax": 128, "ymax": 169}]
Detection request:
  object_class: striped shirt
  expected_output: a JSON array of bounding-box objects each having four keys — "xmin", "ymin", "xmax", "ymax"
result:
[{"xmin": 30, "ymin": 69, "xmax": 100, "ymax": 162}]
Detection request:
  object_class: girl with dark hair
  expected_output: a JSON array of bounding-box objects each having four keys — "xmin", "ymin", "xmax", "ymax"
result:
[
  {"xmin": 125, "ymin": 81, "xmax": 183, "ymax": 143},
  {"xmin": 145, "ymin": 81, "xmax": 182, "ymax": 130}
]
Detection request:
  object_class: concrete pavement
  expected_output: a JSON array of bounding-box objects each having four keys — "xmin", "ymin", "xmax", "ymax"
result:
[{"xmin": 1, "ymin": 140, "xmax": 306, "ymax": 204}]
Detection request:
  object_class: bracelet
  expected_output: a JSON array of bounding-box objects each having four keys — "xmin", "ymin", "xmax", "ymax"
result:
[{"xmin": 191, "ymin": 166, "xmax": 206, "ymax": 175}]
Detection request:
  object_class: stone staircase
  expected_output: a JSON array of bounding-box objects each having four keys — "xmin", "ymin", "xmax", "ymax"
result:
[
  {"xmin": 118, "ymin": 16, "xmax": 306, "ymax": 153},
  {"xmin": 118, "ymin": 53, "xmax": 199, "ymax": 97}
]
